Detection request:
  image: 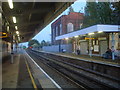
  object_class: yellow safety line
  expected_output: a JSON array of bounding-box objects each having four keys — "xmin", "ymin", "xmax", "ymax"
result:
[{"xmin": 25, "ymin": 60, "xmax": 37, "ymax": 90}]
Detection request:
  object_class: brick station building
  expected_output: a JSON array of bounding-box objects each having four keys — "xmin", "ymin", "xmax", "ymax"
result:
[
  {"xmin": 50, "ymin": 12, "xmax": 120, "ymax": 58},
  {"xmin": 51, "ymin": 12, "xmax": 84, "ymax": 45}
]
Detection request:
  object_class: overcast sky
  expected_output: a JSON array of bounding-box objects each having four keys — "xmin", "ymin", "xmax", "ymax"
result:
[{"xmin": 21, "ymin": 0, "xmax": 86, "ymax": 46}]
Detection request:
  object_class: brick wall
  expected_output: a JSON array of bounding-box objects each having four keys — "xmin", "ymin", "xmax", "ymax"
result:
[{"xmin": 51, "ymin": 12, "xmax": 84, "ymax": 45}]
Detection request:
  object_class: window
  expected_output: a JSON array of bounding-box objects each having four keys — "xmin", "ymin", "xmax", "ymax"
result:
[
  {"xmin": 67, "ymin": 23, "xmax": 74, "ymax": 33},
  {"xmin": 56, "ymin": 26, "xmax": 58, "ymax": 36},
  {"xmin": 80, "ymin": 23, "xmax": 83, "ymax": 29},
  {"xmin": 60, "ymin": 24, "xmax": 62, "ymax": 35},
  {"xmin": 52, "ymin": 29, "xmax": 55, "ymax": 38}
]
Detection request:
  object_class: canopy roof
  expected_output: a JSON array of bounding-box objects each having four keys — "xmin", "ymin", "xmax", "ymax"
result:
[
  {"xmin": 2, "ymin": 2, "xmax": 72, "ymax": 42},
  {"xmin": 56, "ymin": 24, "xmax": 120, "ymax": 40}
]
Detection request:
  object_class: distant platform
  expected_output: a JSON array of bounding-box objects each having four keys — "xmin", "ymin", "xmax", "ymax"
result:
[{"xmin": 36, "ymin": 50, "xmax": 120, "ymax": 67}]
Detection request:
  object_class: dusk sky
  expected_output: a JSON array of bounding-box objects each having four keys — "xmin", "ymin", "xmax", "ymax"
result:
[{"xmin": 21, "ymin": 0, "xmax": 86, "ymax": 46}]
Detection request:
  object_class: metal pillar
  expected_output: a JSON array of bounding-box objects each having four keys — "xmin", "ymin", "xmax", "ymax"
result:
[
  {"xmin": 111, "ymin": 33, "xmax": 115, "ymax": 60},
  {"xmin": 15, "ymin": 42, "xmax": 18, "ymax": 52},
  {"xmin": 59, "ymin": 40, "xmax": 61, "ymax": 52},
  {"xmin": 11, "ymin": 35, "xmax": 14, "ymax": 64},
  {"xmin": 75, "ymin": 38, "xmax": 77, "ymax": 53},
  {"xmin": 0, "ymin": 1, "xmax": 2, "ymax": 90},
  {"xmin": 89, "ymin": 36, "xmax": 92, "ymax": 57}
]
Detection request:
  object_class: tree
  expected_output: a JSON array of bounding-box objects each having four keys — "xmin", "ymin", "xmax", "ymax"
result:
[
  {"xmin": 40, "ymin": 40, "xmax": 47, "ymax": 47},
  {"xmin": 28, "ymin": 39, "xmax": 40, "ymax": 47},
  {"xmin": 69, "ymin": 6, "xmax": 74, "ymax": 12},
  {"xmin": 112, "ymin": 2, "xmax": 120, "ymax": 24},
  {"xmin": 23, "ymin": 46, "xmax": 26, "ymax": 49},
  {"xmin": 40, "ymin": 40, "xmax": 51, "ymax": 47},
  {"xmin": 84, "ymin": 2, "xmax": 99, "ymax": 27},
  {"xmin": 97, "ymin": 2, "xmax": 113, "ymax": 24},
  {"xmin": 83, "ymin": 2, "xmax": 116, "ymax": 28},
  {"xmin": 68, "ymin": 6, "xmax": 74, "ymax": 14}
]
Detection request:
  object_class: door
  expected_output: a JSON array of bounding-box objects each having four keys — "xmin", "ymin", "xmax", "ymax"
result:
[
  {"xmin": 100, "ymin": 41, "xmax": 107, "ymax": 56},
  {"xmin": 80, "ymin": 42, "xmax": 88, "ymax": 55}
]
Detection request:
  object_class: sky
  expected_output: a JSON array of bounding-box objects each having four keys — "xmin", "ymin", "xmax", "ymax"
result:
[{"xmin": 21, "ymin": 0, "xmax": 86, "ymax": 46}]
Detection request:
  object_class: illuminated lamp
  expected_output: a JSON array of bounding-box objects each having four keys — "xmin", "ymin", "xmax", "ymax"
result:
[
  {"xmin": 98, "ymin": 31, "xmax": 103, "ymax": 33},
  {"xmin": 8, "ymin": 0, "xmax": 13, "ymax": 9},
  {"xmin": 13, "ymin": 16, "xmax": 16, "ymax": 23},
  {"xmin": 88, "ymin": 32, "xmax": 94, "ymax": 35},
  {"xmin": 74, "ymin": 36, "xmax": 79, "ymax": 38}
]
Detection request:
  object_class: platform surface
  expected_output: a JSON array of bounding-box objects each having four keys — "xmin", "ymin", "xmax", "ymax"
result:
[
  {"xmin": 2, "ymin": 49, "xmax": 61, "ymax": 89},
  {"xmin": 2, "ymin": 50, "xmax": 33, "ymax": 89}
]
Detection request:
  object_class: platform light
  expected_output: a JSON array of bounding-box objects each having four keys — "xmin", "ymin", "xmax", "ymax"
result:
[
  {"xmin": 88, "ymin": 32, "xmax": 94, "ymax": 35},
  {"xmin": 3, "ymin": 33, "xmax": 6, "ymax": 35},
  {"xmin": 0, "ymin": 32, "xmax": 7, "ymax": 38},
  {"xmin": 16, "ymin": 31, "xmax": 19, "ymax": 35},
  {"xmin": 65, "ymin": 37, "xmax": 69, "ymax": 40},
  {"xmin": 18, "ymin": 37, "xmax": 20, "ymax": 41},
  {"xmin": 15, "ymin": 26, "xmax": 18, "ymax": 30},
  {"xmin": 98, "ymin": 31, "xmax": 103, "ymax": 33},
  {"xmin": 74, "ymin": 36, "xmax": 79, "ymax": 38},
  {"xmin": 8, "ymin": 0, "xmax": 13, "ymax": 9},
  {"xmin": 7, "ymin": 26, "xmax": 9, "ymax": 32},
  {"xmin": 0, "ymin": 13, "xmax": 1, "ymax": 18},
  {"xmin": 17, "ymin": 34, "xmax": 19, "ymax": 37},
  {"xmin": 12, "ymin": 16, "xmax": 16, "ymax": 23}
]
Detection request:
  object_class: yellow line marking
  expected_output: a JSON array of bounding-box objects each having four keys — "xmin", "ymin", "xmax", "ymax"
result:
[{"xmin": 25, "ymin": 60, "xmax": 37, "ymax": 90}]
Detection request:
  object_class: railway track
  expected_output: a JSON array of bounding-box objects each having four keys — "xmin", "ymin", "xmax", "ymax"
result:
[{"xmin": 27, "ymin": 50, "xmax": 120, "ymax": 89}]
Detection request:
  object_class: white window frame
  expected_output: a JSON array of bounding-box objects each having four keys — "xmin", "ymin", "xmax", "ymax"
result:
[
  {"xmin": 56, "ymin": 26, "xmax": 58, "ymax": 36},
  {"xmin": 67, "ymin": 23, "xmax": 74, "ymax": 33},
  {"xmin": 80, "ymin": 23, "xmax": 83, "ymax": 29},
  {"xmin": 60, "ymin": 24, "xmax": 62, "ymax": 35}
]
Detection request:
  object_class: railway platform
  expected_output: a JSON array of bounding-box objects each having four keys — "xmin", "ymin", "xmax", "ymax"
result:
[
  {"xmin": 2, "ymin": 49, "xmax": 61, "ymax": 89},
  {"xmin": 36, "ymin": 50, "xmax": 120, "ymax": 67},
  {"xmin": 56, "ymin": 53, "xmax": 120, "ymax": 66},
  {"xmin": 2, "ymin": 49, "xmax": 120, "ymax": 89},
  {"xmin": 27, "ymin": 49, "xmax": 120, "ymax": 89}
]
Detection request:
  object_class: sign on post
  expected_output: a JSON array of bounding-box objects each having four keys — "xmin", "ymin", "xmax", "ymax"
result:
[{"xmin": 85, "ymin": 37, "xmax": 94, "ymax": 40}]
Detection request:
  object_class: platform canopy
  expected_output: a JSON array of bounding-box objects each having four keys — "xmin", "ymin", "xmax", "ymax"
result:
[
  {"xmin": 2, "ymin": 2, "xmax": 73, "ymax": 42},
  {"xmin": 56, "ymin": 24, "xmax": 120, "ymax": 40}
]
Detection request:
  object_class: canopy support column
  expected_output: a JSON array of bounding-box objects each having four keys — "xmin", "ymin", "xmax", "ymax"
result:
[
  {"xmin": 59, "ymin": 40, "xmax": 61, "ymax": 52},
  {"xmin": 111, "ymin": 33, "xmax": 115, "ymax": 60},
  {"xmin": 89, "ymin": 35, "xmax": 92, "ymax": 57}
]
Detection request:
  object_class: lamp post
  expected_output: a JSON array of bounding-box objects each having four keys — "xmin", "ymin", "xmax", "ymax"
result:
[
  {"xmin": 74, "ymin": 36, "xmax": 79, "ymax": 54},
  {"xmin": 11, "ymin": 34, "xmax": 14, "ymax": 64},
  {"xmin": 89, "ymin": 35, "xmax": 92, "ymax": 57},
  {"xmin": 59, "ymin": 40, "xmax": 61, "ymax": 52},
  {"xmin": 111, "ymin": 33, "xmax": 115, "ymax": 60},
  {"xmin": 88, "ymin": 33, "xmax": 94, "ymax": 57}
]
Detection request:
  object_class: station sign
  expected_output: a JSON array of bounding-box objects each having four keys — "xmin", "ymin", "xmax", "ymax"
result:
[
  {"xmin": 85, "ymin": 37, "xmax": 95, "ymax": 40},
  {"xmin": 98, "ymin": 37, "xmax": 106, "ymax": 40},
  {"xmin": 0, "ymin": 32, "xmax": 8, "ymax": 38}
]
